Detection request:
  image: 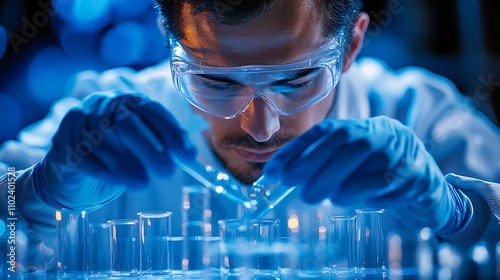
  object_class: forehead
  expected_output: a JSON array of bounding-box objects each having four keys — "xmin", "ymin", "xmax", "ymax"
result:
[{"xmin": 178, "ymin": 0, "xmax": 328, "ymax": 66}]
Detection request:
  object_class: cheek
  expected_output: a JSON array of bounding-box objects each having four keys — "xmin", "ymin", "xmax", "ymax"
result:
[
  {"xmin": 282, "ymin": 93, "xmax": 334, "ymax": 132},
  {"xmin": 198, "ymin": 111, "xmax": 240, "ymax": 138}
]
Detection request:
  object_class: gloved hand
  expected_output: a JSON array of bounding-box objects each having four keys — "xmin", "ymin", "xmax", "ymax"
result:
[
  {"xmin": 32, "ymin": 91, "xmax": 197, "ymax": 211},
  {"xmin": 263, "ymin": 116, "xmax": 472, "ymax": 236}
]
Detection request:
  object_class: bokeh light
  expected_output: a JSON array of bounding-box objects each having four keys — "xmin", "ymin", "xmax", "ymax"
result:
[
  {"xmin": 0, "ymin": 94, "xmax": 22, "ymax": 141},
  {"xmin": 27, "ymin": 46, "xmax": 74, "ymax": 105},
  {"xmin": 112, "ymin": 0, "xmax": 152, "ymax": 22},
  {"xmin": 0, "ymin": 25, "xmax": 6, "ymax": 59},
  {"xmin": 58, "ymin": 25, "xmax": 97, "ymax": 54},
  {"xmin": 100, "ymin": 21, "xmax": 146, "ymax": 66},
  {"xmin": 54, "ymin": 0, "xmax": 113, "ymax": 32}
]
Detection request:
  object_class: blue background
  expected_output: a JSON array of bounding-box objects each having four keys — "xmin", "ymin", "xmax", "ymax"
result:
[{"xmin": 0, "ymin": 0, "xmax": 499, "ymax": 145}]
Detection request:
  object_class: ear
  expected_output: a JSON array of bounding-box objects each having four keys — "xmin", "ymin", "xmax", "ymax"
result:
[
  {"xmin": 157, "ymin": 15, "xmax": 168, "ymax": 37},
  {"xmin": 342, "ymin": 12, "xmax": 369, "ymax": 72}
]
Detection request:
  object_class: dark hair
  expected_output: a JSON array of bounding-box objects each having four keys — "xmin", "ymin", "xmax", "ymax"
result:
[{"xmin": 154, "ymin": 0, "xmax": 364, "ymax": 55}]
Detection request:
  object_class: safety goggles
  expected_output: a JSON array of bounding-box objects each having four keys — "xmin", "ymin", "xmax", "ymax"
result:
[{"xmin": 169, "ymin": 34, "xmax": 344, "ymax": 119}]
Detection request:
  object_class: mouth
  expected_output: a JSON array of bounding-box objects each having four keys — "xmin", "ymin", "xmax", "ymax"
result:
[{"xmin": 233, "ymin": 147, "xmax": 280, "ymax": 163}]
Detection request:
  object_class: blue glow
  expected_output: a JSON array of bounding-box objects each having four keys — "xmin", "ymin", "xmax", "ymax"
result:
[
  {"xmin": 0, "ymin": 94, "xmax": 22, "ymax": 140},
  {"xmin": 100, "ymin": 21, "xmax": 146, "ymax": 66},
  {"xmin": 0, "ymin": 220, "xmax": 5, "ymax": 236},
  {"xmin": 27, "ymin": 47, "xmax": 73, "ymax": 105},
  {"xmin": 59, "ymin": 25, "xmax": 99, "ymax": 56},
  {"xmin": 52, "ymin": 0, "xmax": 74, "ymax": 22},
  {"xmin": 55, "ymin": 0, "xmax": 112, "ymax": 32},
  {"xmin": 112, "ymin": 0, "xmax": 151, "ymax": 21},
  {"xmin": 140, "ymin": 14, "xmax": 169, "ymax": 65},
  {"xmin": 73, "ymin": 0, "xmax": 113, "ymax": 32},
  {"xmin": 0, "ymin": 25, "xmax": 6, "ymax": 59}
]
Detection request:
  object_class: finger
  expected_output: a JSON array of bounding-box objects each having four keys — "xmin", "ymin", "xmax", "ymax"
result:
[
  {"xmin": 445, "ymin": 173, "xmax": 491, "ymax": 190},
  {"xmin": 132, "ymin": 101, "xmax": 197, "ymax": 162},
  {"xmin": 299, "ymin": 138, "xmax": 376, "ymax": 204},
  {"xmin": 263, "ymin": 120, "xmax": 334, "ymax": 181},
  {"xmin": 282, "ymin": 119, "xmax": 369, "ymax": 187},
  {"xmin": 84, "ymin": 132, "xmax": 150, "ymax": 188},
  {"xmin": 115, "ymin": 111, "xmax": 175, "ymax": 176}
]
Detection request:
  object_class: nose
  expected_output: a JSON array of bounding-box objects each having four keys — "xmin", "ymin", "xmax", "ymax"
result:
[{"xmin": 240, "ymin": 97, "xmax": 280, "ymax": 142}]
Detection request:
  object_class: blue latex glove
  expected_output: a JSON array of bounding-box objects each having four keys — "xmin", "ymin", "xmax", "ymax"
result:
[
  {"xmin": 33, "ymin": 91, "xmax": 197, "ymax": 211},
  {"xmin": 264, "ymin": 116, "xmax": 472, "ymax": 236}
]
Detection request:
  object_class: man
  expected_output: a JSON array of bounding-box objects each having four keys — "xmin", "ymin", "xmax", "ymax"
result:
[{"xmin": 1, "ymin": 0, "xmax": 499, "ymax": 274}]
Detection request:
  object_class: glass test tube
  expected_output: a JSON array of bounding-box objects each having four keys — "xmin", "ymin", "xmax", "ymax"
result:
[
  {"xmin": 56, "ymin": 210, "xmax": 89, "ymax": 278},
  {"xmin": 250, "ymin": 219, "xmax": 281, "ymax": 278},
  {"xmin": 328, "ymin": 215, "xmax": 356, "ymax": 273},
  {"xmin": 246, "ymin": 133, "xmax": 331, "ymax": 219},
  {"xmin": 88, "ymin": 223, "xmax": 111, "ymax": 277},
  {"xmin": 496, "ymin": 241, "xmax": 500, "ymax": 280},
  {"xmin": 182, "ymin": 185, "xmax": 211, "ymax": 276},
  {"xmin": 387, "ymin": 227, "xmax": 436, "ymax": 279},
  {"xmin": 138, "ymin": 211, "xmax": 172, "ymax": 277},
  {"xmin": 107, "ymin": 219, "xmax": 140, "ymax": 277},
  {"xmin": 287, "ymin": 206, "xmax": 329, "ymax": 277},
  {"xmin": 246, "ymin": 175, "xmax": 296, "ymax": 219},
  {"xmin": 218, "ymin": 218, "xmax": 252, "ymax": 278},
  {"xmin": 356, "ymin": 209, "xmax": 386, "ymax": 272},
  {"xmin": 170, "ymin": 153, "xmax": 251, "ymax": 209}
]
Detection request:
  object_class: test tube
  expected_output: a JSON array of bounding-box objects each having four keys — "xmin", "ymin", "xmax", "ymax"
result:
[
  {"xmin": 496, "ymin": 241, "xmax": 500, "ymax": 280},
  {"xmin": 287, "ymin": 206, "xmax": 329, "ymax": 277},
  {"xmin": 469, "ymin": 241, "xmax": 493, "ymax": 279},
  {"xmin": 386, "ymin": 227, "xmax": 436, "ymax": 280},
  {"xmin": 88, "ymin": 223, "xmax": 111, "ymax": 277},
  {"xmin": 107, "ymin": 219, "xmax": 140, "ymax": 277},
  {"xmin": 356, "ymin": 209, "xmax": 386, "ymax": 272},
  {"xmin": 182, "ymin": 185, "xmax": 211, "ymax": 276},
  {"xmin": 246, "ymin": 176, "xmax": 296, "ymax": 219},
  {"xmin": 56, "ymin": 209, "xmax": 89, "ymax": 278},
  {"xmin": 328, "ymin": 215, "xmax": 356, "ymax": 273},
  {"xmin": 250, "ymin": 219, "xmax": 280, "ymax": 277},
  {"xmin": 246, "ymin": 133, "xmax": 331, "ymax": 219},
  {"xmin": 218, "ymin": 218, "xmax": 252, "ymax": 278},
  {"xmin": 170, "ymin": 153, "xmax": 252, "ymax": 209},
  {"xmin": 169, "ymin": 236, "xmax": 184, "ymax": 277},
  {"xmin": 437, "ymin": 243, "xmax": 464, "ymax": 280},
  {"xmin": 138, "ymin": 211, "xmax": 172, "ymax": 277}
]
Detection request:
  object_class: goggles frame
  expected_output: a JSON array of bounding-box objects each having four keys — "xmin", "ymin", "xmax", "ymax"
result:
[{"xmin": 169, "ymin": 33, "xmax": 344, "ymax": 119}]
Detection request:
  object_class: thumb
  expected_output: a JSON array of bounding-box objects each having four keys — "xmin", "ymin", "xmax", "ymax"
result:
[{"xmin": 445, "ymin": 173, "xmax": 491, "ymax": 191}]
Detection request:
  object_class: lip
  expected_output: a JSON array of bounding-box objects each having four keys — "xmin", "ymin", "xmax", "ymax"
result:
[{"xmin": 233, "ymin": 147, "xmax": 279, "ymax": 163}]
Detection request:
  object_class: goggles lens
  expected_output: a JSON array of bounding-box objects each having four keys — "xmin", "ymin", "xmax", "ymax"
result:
[{"xmin": 170, "ymin": 36, "xmax": 343, "ymax": 119}]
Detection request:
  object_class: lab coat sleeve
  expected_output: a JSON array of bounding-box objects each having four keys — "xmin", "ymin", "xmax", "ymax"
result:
[
  {"xmin": 356, "ymin": 59, "xmax": 500, "ymax": 241},
  {"xmin": 403, "ymin": 69, "xmax": 500, "ymax": 241},
  {"xmin": 442, "ymin": 174, "xmax": 500, "ymax": 242},
  {"xmin": 357, "ymin": 58, "xmax": 500, "ymax": 182},
  {"xmin": 0, "ymin": 65, "xmax": 162, "ymax": 272}
]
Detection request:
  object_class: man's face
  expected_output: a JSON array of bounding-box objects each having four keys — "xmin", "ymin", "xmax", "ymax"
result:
[{"xmin": 179, "ymin": 1, "xmax": 337, "ymax": 184}]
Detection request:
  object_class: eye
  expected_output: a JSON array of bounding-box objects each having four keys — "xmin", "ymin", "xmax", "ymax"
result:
[
  {"xmin": 271, "ymin": 69, "xmax": 318, "ymax": 92},
  {"xmin": 197, "ymin": 75, "xmax": 240, "ymax": 91},
  {"xmin": 285, "ymin": 75, "xmax": 314, "ymax": 89}
]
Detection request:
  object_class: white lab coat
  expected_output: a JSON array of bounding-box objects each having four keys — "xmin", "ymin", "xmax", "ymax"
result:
[{"xmin": 1, "ymin": 58, "xmax": 499, "ymax": 260}]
